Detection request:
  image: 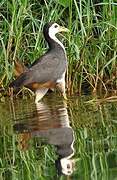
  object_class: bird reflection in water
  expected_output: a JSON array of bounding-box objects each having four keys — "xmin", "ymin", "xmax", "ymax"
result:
[{"xmin": 13, "ymin": 99, "xmax": 75, "ymax": 176}]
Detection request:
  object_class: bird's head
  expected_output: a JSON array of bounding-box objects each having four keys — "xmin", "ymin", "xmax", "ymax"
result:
[
  {"xmin": 55, "ymin": 157, "xmax": 75, "ymax": 176},
  {"xmin": 60, "ymin": 158, "xmax": 75, "ymax": 176},
  {"xmin": 43, "ymin": 22, "xmax": 69, "ymax": 40}
]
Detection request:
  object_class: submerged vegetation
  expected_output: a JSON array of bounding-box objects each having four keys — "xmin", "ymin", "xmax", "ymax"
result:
[{"xmin": 0, "ymin": 0, "xmax": 117, "ymax": 95}]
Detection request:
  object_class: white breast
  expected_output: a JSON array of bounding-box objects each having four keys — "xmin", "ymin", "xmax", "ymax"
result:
[{"xmin": 56, "ymin": 72, "xmax": 65, "ymax": 83}]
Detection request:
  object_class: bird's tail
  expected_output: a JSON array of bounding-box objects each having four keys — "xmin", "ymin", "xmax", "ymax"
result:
[{"xmin": 9, "ymin": 74, "xmax": 25, "ymax": 88}]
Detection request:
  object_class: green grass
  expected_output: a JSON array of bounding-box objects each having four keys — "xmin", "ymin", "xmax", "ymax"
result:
[{"xmin": 0, "ymin": 0, "xmax": 117, "ymax": 95}]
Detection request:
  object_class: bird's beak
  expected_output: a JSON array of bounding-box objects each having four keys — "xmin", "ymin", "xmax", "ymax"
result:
[{"xmin": 59, "ymin": 26, "xmax": 69, "ymax": 33}]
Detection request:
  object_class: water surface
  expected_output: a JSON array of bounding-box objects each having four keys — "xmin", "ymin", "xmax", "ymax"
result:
[{"xmin": 0, "ymin": 94, "xmax": 117, "ymax": 180}]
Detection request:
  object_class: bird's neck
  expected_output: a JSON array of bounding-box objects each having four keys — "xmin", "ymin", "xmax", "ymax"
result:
[{"xmin": 45, "ymin": 33, "xmax": 65, "ymax": 52}]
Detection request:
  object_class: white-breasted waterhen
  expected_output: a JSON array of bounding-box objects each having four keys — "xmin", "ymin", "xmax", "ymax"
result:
[{"xmin": 9, "ymin": 22, "xmax": 69, "ymax": 103}]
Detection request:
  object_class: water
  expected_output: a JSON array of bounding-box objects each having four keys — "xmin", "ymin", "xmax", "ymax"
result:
[{"xmin": 0, "ymin": 94, "xmax": 117, "ymax": 180}]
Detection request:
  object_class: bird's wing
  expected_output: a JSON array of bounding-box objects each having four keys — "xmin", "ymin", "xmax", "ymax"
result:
[{"xmin": 10, "ymin": 53, "xmax": 60, "ymax": 88}]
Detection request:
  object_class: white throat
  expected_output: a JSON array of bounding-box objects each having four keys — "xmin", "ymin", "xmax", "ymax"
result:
[{"xmin": 48, "ymin": 30, "xmax": 65, "ymax": 51}]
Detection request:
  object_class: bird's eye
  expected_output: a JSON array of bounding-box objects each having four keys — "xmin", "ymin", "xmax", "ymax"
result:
[
  {"xmin": 67, "ymin": 164, "xmax": 71, "ymax": 169},
  {"xmin": 54, "ymin": 25, "xmax": 58, "ymax": 28}
]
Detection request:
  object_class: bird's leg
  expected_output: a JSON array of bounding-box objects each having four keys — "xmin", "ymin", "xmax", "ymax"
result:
[
  {"xmin": 63, "ymin": 93, "xmax": 67, "ymax": 100},
  {"xmin": 56, "ymin": 81, "xmax": 67, "ymax": 100},
  {"xmin": 35, "ymin": 88, "xmax": 48, "ymax": 103},
  {"xmin": 9, "ymin": 87, "xmax": 14, "ymax": 100}
]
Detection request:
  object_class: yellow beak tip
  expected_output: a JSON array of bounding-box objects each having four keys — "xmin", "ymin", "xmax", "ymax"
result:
[{"xmin": 59, "ymin": 27, "xmax": 69, "ymax": 32}]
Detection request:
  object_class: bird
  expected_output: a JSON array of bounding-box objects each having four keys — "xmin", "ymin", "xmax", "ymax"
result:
[{"xmin": 9, "ymin": 22, "xmax": 69, "ymax": 103}]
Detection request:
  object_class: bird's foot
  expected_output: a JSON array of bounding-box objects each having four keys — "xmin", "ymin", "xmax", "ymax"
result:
[{"xmin": 63, "ymin": 93, "xmax": 68, "ymax": 101}]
